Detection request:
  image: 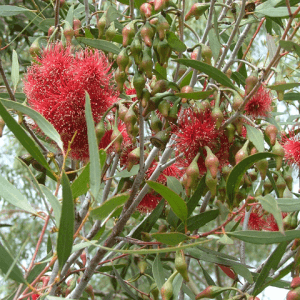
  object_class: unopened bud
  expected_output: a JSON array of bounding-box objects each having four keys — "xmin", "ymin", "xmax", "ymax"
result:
[{"xmin": 265, "ymin": 124, "xmax": 278, "ymax": 146}]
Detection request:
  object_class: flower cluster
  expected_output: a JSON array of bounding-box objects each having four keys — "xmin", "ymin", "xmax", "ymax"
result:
[
  {"xmin": 244, "ymin": 85, "xmax": 273, "ymax": 118},
  {"xmin": 24, "ymin": 43, "xmax": 118, "ymax": 160},
  {"xmin": 283, "ymin": 133, "xmax": 300, "ymax": 168},
  {"xmin": 175, "ymin": 108, "xmax": 231, "ymax": 174}
]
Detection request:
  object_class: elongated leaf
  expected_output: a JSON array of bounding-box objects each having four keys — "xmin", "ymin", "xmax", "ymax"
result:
[
  {"xmin": 226, "ymin": 153, "xmax": 277, "ymax": 208},
  {"xmin": 11, "ymin": 50, "xmax": 19, "ymax": 92},
  {"xmin": 200, "ymin": 265, "xmax": 222, "ymax": 300},
  {"xmin": 174, "ymin": 58, "xmax": 237, "ymax": 90},
  {"xmin": 166, "ymin": 31, "xmax": 186, "ymax": 52},
  {"xmin": 267, "ymin": 82, "xmax": 300, "ymax": 91},
  {"xmin": 85, "ymin": 92, "xmax": 101, "ymax": 199},
  {"xmin": 279, "ymin": 40, "xmax": 300, "ymax": 57},
  {"xmin": 151, "ymin": 232, "xmax": 188, "ymax": 246},
  {"xmin": 284, "ymin": 93, "xmax": 300, "ymax": 101},
  {"xmin": 172, "ymin": 274, "xmax": 183, "ymax": 300},
  {"xmin": 227, "ymin": 230, "xmax": 300, "ymax": 244},
  {"xmin": 77, "ymin": 37, "xmax": 121, "ymax": 54},
  {"xmin": 276, "ymin": 198, "xmax": 300, "ymax": 212},
  {"xmin": 57, "ymin": 173, "xmax": 74, "ymax": 270},
  {"xmin": 147, "ymin": 181, "xmax": 188, "ymax": 222},
  {"xmin": 257, "ymin": 194, "xmax": 284, "ymax": 233},
  {"xmin": 187, "ymin": 176, "xmax": 206, "ymax": 217},
  {"xmin": 113, "ymin": 266, "xmax": 137, "ymax": 300},
  {"xmin": 208, "ymin": 28, "xmax": 221, "ymax": 62},
  {"xmin": 71, "ymin": 163, "xmax": 90, "ymax": 198},
  {"xmin": 2, "ymin": 99, "xmax": 63, "ymax": 151},
  {"xmin": 0, "ymin": 100, "xmax": 50, "ymax": 171},
  {"xmin": 0, "ymin": 173, "xmax": 36, "ymax": 214},
  {"xmin": 40, "ymin": 185, "xmax": 61, "ymax": 226},
  {"xmin": 244, "ymin": 124, "xmax": 264, "ymax": 152},
  {"xmin": 0, "ymin": 5, "xmax": 30, "ymax": 16},
  {"xmin": 178, "ymin": 209, "xmax": 219, "ymax": 232},
  {"xmin": 182, "ymin": 284, "xmax": 196, "ymax": 300},
  {"xmin": 253, "ymin": 242, "xmax": 288, "ymax": 296},
  {"xmin": 167, "ymin": 176, "xmax": 184, "ymax": 195},
  {"xmin": 257, "ymin": 7, "xmax": 298, "ymax": 17},
  {"xmin": 0, "ymin": 242, "xmax": 25, "ymax": 283},
  {"xmin": 175, "ymin": 90, "xmax": 213, "ymax": 100},
  {"xmin": 115, "ymin": 164, "xmax": 139, "ymax": 178},
  {"xmin": 91, "ymin": 193, "xmax": 129, "ymax": 220},
  {"xmin": 153, "ymin": 254, "xmax": 165, "ymax": 290}
]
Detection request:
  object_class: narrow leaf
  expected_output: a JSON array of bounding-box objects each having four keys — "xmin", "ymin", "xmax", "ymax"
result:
[
  {"xmin": 11, "ymin": 50, "xmax": 19, "ymax": 92},
  {"xmin": 227, "ymin": 230, "xmax": 300, "ymax": 244},
  {"xmin": 167, "ymin": 176, "xmax": 183, "ymax": 195},
  {"xmin": 226, "ymin": 153, "xmax": 277, "ymax": 208},
  {"xmin": 2, "ymin": 99, "xmax": 63, "ymax": 151},
  {"xmin": 244, "ymin": 124, "xmax": 264, "ymax": 152},
  {"xmin": 276, "ymin": 198, "xmax": 300, "ymax": 212},
  {"xmin": 208, "ymin": 28, "xmax": 221, "ymax": 62},
  {"xmin": 57, "ymin": 173, "xmax": 74, "ymax": 270},
  {"xmin": 151, "ymin": 232, "xmax": 188, "ymax": 246},
  {"xmin": 166, "ymin": 31, "xmax": 186, "ymax": 52},
  {"xmin": 279, "ymin": 40, "xmax": 300, "ymax": 57},
  {"xmin": 267, "ymin": 82, "xmax": 300, "ymax": 91},
  {"xmin": 77, "ymin": 37, "xmax": 121, "ymax": 54},
  {"xmin": 113, "ymin": 266, "xmax": 137, "ymax": 300},
  {"xmin": 252, "ymin": 242, "xmax": 288, "ymax": 296},
  {"xmin": 0, "ymin": 5, "xmax": 30, "ymax": 16},
  {"xmin": 175, "ymin": 90, "xmax": 213, "ymax": 100},
  {"xmin": 90, "ymin": 193, "xmax": 130, "ymax": 220},
  {"xmin": 200, "ymin": 265, "xmax": 222, "ymax": 300},
  {"xmin": 115, "ymin": 164, "xmax": 139, "ymax": 178},
  {"xmin": 174, "ymin": 58, "xmax": 237, "ymax": 90},
  {"xmin": 187, "ymin": 176, "xmax": 206, "ymax": 217},
  {"xmin": 85, "ymin": 92, "xmax": 101, "ymax": 199},
  {"xmin": 0, "ymin": 173, "xmax": 36, "ymax": 214},
  {"xmin": 147, "ymin": 181, "xmax": 188, "ymax": 222},
  {"xmin": 257, "ymin": 7, "xmax": 298, "ymax": 17},
  {"xmin": 257, "ymin": 194, "xmax": 284, "ymax": 234},
  {"xmin": 153, "ymin": 254, "xmax": 165, "ymax": 291},
  {"xmin": 71, "ymin": 162, "xmax": 90, "ymax": 198}
]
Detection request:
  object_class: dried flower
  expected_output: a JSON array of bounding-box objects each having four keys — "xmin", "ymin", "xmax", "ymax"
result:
[
  {"xmin": 175, "ymin": 108, "xmax": 231, "ymax": 174},
  {"xmin": 283, "ymin": 133, "xmax": 300, "ymax": 168},
  {"xmin": 137, "ymin": 192, "xmax": 162, "ymax": 213},
  {"xmin": 244, "ymin": 85, "xmax": 273, "ymax": 117},
  {"xmin": 24, "ymin": 43, "xmax": 118, "ymax": 160}
]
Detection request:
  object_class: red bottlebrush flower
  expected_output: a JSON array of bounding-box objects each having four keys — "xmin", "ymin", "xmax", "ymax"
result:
[
  {"xmin": 24, "ymin": 43, "xmax": 118, "ymax": 161},
  {"xmin": 137, "ymin": 192, "xmax": 162, "ymax": 213},
  {"xmin": 283, "ymin": 134, "xmax": 300, "ymax": 168},
  {"xmin": 146, "ymin": 161, "xmax": 184, "ymax": 184},
  {"xmin": 125, "ymin": 87, "xmax": 138, "ymax": 102},
  {"xmin": 264, "ymin": 212, "xmax": 288, "ymax": 232},
  {"xmin": 175, "ymin": 108, "xmax": 231, "ymax": 175},
  {"xmin": 244, "ymin": 85, "xmax": 273, "ymax": 117},
  {"xmin": 237, "ymin": 205, "xmax": 267, "ymax": 231}
]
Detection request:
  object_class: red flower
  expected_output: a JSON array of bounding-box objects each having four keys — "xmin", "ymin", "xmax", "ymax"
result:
[
  {"xmin": 237, "ymin": 205, "xmax": 267, "ymax": 231},
  {"xmin": 28, "ymin": 294, "xmax": 39, "ymax": 300},
  {"xmin": 137, "ymin": 193, "xmax": 162, "ymax": 213},
  {"xmin": 24, "ymin": 43, "xmax": 118, "ymax": 161},
  {"xmin": 244, "ymin": 85, "xmax": 273, "ymax": 117},
  {"xmin": 283, "ymin": 134, "xmax": 300, "ymax": 168},
  {"xmin": 175, "ymin": 108, "xmax": 231, "ymax": 174},
  {"xmin": 146, "ymin": 161, "xmax": 183, "ymax": 184},
  {"xmin": 125, "ymin": 87, "xmax": 138, "ymax": 102}
]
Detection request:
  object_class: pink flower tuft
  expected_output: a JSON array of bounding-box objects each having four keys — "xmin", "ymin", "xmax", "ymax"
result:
[
  {"xmin": 137, "ymin": 193, "xmax": 162, "ymax": 213},
  {"xmin": 175, "ymin": 108, "xmax": 231, "ymax": 174},
  {"xmin": 244, "ymin": 85, "xmax": 273, "ymax": 117},
  {"xmin": 24, "ymin": 43, "xmax": 118, "ymax": 161},
  {"xmin": 283, "ymin": 133, "xmax": 300, "ymax": 168}
]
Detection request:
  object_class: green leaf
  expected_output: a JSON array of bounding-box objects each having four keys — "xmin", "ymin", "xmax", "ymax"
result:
[
  {"xmin": 244, "ymin": 124, "xmax": 264, "ymax": 152},
  {"xmin": 115, "ymin": 164, "xmax": 139, "ymax": 178},
  {"xmin": 71, "ymin": 163, "xmax": 90, "ymax": 198},
  {"xmin": 57, "ymin": 173, "xmax": 74, "ymax": 270},
  {"xmin": 256, "ymin": 7, "xmax": 298, "ymax": 17},
  {"xmin": 284, "ymin": 93, "xmax": 300, "ymax": 101},
  {"xmin": 65, "ymin": 5, "xmax": 74, "ymax": 26},
  {"xmin": 257, "ymin": 194, "xmax": 284, "ymax": 234},
  {"xmin": 0, "ymin": 173, "xmax": 36, "ymax": 214},
  {"xmin": 208, "ymin": 28, "xmax": 221, "ymax": 62},
  {"xmin": 85, "ymin": 92, "xmax": 101, "ymax": 199},
  {"xmin": 167, "ymin": 176, "xmax": 183, "ymax": 195},
  {"xmin": 76, "ymin": 37, "xmax": 121, "ymax": 54},
  {"xmin": 11, "ymin": 50, "xmax": 19, "ymax": 92},
  {"xmin": 175, "ymin": 90, "xmax": 213, "ymax": 100},
  {"xmin": 0, "ymin": 243, "xmax": 25, "ymax": 283},
  {"xmin": 267, "ymin": 82, "xmax": 300, "ymax": 91},
  {"xmin": 90, "ymin": 193, "xmax": 130, "ymax": 220},
  {"xmin": 182, "ymin": 283, "xmax": 196, "ymax": 300},
  {"xmin": 2, "ymin": 99, "xmax": 63, "ymax": 151},
  {"xmin": 153, "ymin": 254, "xmax": 165, "ymax": 291},
  {"xmin": 178, "ymin": 209, "xmax": 219, "ymax": 232},
  {"xmin": 252, "ymin": 242, "xmax": 288, "ymax": 296},
  {"xmin": 200, "ymin": 265, "xmax": 222, "ymax": 300},
  {"xmin": 132, "ymin": 200, "xmax": 165, "ymax": 240},
  {"xmin": 172, "ymin": 274, "xmax": 183, "ymax": 300},
  {"xmin": 174, "ymin": 58, "xmax": 237, "ymax": 90},
  {"xmin": 218, "ymin": 234, "xmax": 234, "ymax": 245},
  {"xmin": 276, "ymin": 198, "xmax": 300, "ymax": 212},
  {"xmin": 226, "ymin": 153, "xmax": 277, "ymax": 208},
  {"xmin": 40, "ymin": 185, "xmax": 61, "ymax": 226},
  {"xmin": 279, "ymin": 40, "xmax": 300, "ymax": 57},
  {"xmin": 166, "ymin": 31, "xmax": 186, "ymax": 52},
  {"xmin": 0, "ymin": 5, "xmax": 30, "ymax": 16},
  {"xmin": 113, "ymin": 266, "xmax": 138, "ymax": 300},
  {"xmin": 227, "ymin": 230, "xmax": 300, "ymax": 244},
  {"xmin": 147, "ymin": 181, "xmax": 188, "ymax": 222},
  {"xmin": 0, "ymin": 100, "xmax": 50, "ymax": 171},
  {"xmin": 47, "ymin": 297, "xmax": 76, "ymax": 300},
  {"xmin": 187, "ymin": 176, "xmax": 206, "ymax": 217},
  {"xmin": 151, "ymin": 232, "xmax": 188, "ymax": 246}
]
